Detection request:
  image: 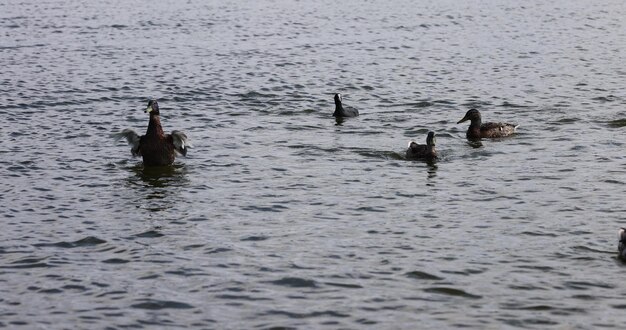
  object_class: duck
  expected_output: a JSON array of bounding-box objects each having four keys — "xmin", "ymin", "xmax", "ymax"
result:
[
  {"xmin": 333, "ymin": 93, "xmax": 359, "ymax": 117},
  {"xmin": 114, "ymin": 99, "xmax": 191, "ymax": 166},
  {"xmin": 457, "ymin": 109, "xmax": 518, "ymax": 140},
  {"xmin": 406, "ymin": 132, "xmax": 437, "ymax": 160},
  {"xmin": 619, "ymin": 228, "xmax": 626, "ymax": 260}
]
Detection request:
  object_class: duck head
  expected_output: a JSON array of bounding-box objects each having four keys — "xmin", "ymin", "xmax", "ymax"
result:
[
  {"xmin": 334, "ymin": 93, "xmax": 342, "ymax": 106},
  {"xmin": 145, "ymin": 99, "xmax": 160, "ymax": 115},
  {"xmin": 457, "ymin": 109, "xmax": 481, "ymax": 124},
  {"xmin": 426, "ymin": 131, "xmax": 436, "ymax": 146}
]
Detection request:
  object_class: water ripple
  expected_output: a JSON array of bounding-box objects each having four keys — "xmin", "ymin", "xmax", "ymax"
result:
[
  {"xmin": 2, "ymin": 0, "xmax": 626, "ymax": 328},
  {"xmin": 131, "ymin": 300, "xmax": 195, "ymax": 310}
]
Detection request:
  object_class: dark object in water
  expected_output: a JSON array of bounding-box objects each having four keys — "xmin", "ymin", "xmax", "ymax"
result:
[
  {"xmin": 406, "ymin": 132, "xmax": 437, "ymax": 160},
  {"xmin": 114, "ymin": 100, "xmax": 191, "ymax": 166},
  {"xmin": 332, "ymin": 93, "xmax": 359, "ymax": 118},
  {"xmin": 457, "ymin": 109, "xmax": 517, "ymax": 140},
  {"xmin": 617, "ymin": 228, "xmax": 626, "ymax": 261}
]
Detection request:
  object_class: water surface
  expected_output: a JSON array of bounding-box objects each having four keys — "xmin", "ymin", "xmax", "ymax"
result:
[{"xmin": 2, "ymin": 0, "xmax": 626, "ymax": 328}]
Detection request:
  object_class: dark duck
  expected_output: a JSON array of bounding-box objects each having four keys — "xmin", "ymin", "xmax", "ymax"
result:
[
  {"xmin": 114, "ymin": 100, "xmax": 191, "ymax": 166},
  {"xmin": 333, "ymin": 93, "xmax": 359, "ymax": 118},
  {"xmin": 619, "ymin": 228, "xmax": 626, "ymax": 260},
  {"xmin": 457, "ymin": 109, "xmax": 518, "ymax": 140},
  {"xmin": 406, "ymin": 132, "xmax": 437, "ymax": 160}
]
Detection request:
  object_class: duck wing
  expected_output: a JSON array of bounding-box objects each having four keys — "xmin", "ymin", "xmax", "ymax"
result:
[
  {"xmin": 406, "ymin": 141, "xmax": 427, "ymax": 159},
  {"xmin": 334, "ymin": 105, "xmax": 359, "ymax": 118},
  {"xmin": 480, "ymin": 122, "xmax": 518, "ymax": 137},
  {"xmin": 341, "ymin": 105, "xmax": 359, "ymax": 117},
  {"xmin": 170, "ymin": 130, "xmax": 191, "ymax": 156},
  {"xmin": 113, "ymin": 129, "xmax": 141, "ymax": 156}
]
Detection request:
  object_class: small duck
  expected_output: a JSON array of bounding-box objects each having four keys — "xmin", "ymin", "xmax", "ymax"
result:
[
  {"xmin": 619, "ymin": 228, "xmax": 626, "ymax": 260},
  {"xmin": 457, "ymin": 109, "xmax": 518, "ymax": 140},
  {"xmin": 333, "ymin": 93, "xmax": 359, "ymax": 118},
  {"xmin": 406, "ymin": 132, "xmax": 437, "ymax": 160},
  {"xmin": 114, "ymin": 100, "xmax": 191, "ymax": 166}
]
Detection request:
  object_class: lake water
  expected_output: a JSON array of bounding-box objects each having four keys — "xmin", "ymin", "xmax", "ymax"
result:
[{"xmin": 2, "ymin": 0, "xmax": 626, "ymax": 328}]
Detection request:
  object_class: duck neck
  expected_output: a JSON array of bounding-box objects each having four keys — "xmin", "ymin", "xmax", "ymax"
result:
[
  {"xmin": 146, "ymin": 114, "xmax": 164, "ymax": 136},
  {"xmin": 334, "ymin": 102, "xmax": 345, "ymax": 116},
  {"xmin": 335, "ymin": 103, "xmax": 344, "ymax": 112},
  {"xmin": 469, "ymin": 117, "xmax": 482, "ymax": 129}
]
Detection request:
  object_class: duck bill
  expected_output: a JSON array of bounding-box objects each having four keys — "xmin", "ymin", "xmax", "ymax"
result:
[
  {"xmin": 145, "ymin": 106, "xmax": 153, "ymax": 113},
  {"xmin": 457, "ymin": 116, "xmax": 469, "ymax": 124}
]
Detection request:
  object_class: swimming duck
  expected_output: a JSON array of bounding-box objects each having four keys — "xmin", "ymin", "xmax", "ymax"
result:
[
  {"xmin": 619, "ymin": 228, "xmax": 626, "ymax": 260},
  {"xmin": 406, "ymin": 132, "xmax": 437, "ymax": 160},
  {"xmin": 333, "ymin": 93, "xmax": 359, "ymax": 117},
  {"xmin": 114, "ymin": 100, "xmax": 191, "ymax": 166},
  {"xmin": 457, "ymin": 109, "xmax": 518, "ymax": 140}
]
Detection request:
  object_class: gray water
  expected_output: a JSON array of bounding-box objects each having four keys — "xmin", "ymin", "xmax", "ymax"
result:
[{"xmin": 2, "ymin": 0, "xmax": 626, "ymax": 328}]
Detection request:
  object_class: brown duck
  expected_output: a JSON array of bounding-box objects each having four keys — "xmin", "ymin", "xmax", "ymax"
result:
[
  {"xmin": 114, "ymin": 100, "xmax": 191, "ymax": 166},
  {"xmin": 406, "ymin": 132, "xmax": 437, "ymax": 160},
  {"xmin": 457, "ymin": 109, "xmax": 518, "ymax": 140}
]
